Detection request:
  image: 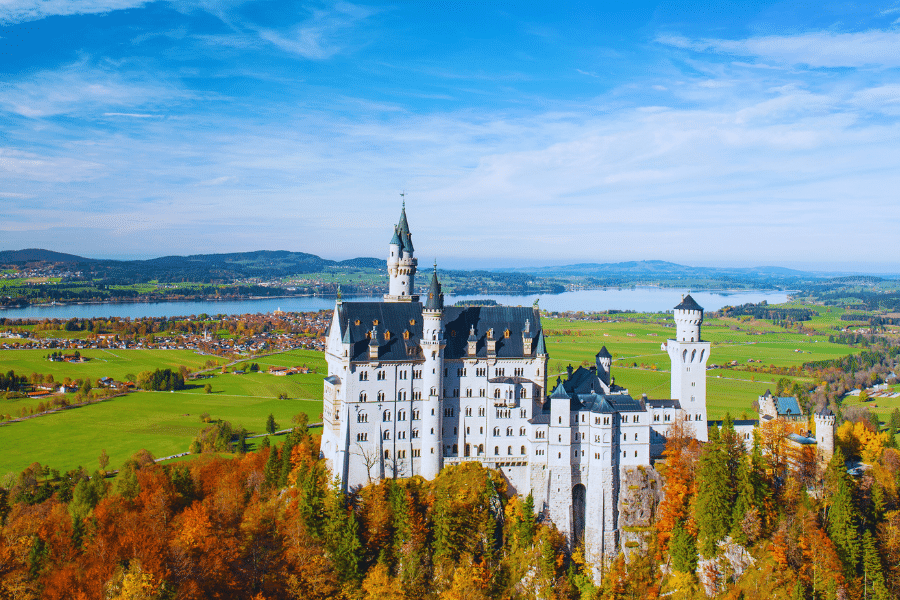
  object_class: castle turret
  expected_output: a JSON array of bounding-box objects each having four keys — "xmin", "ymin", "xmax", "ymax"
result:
[
  {"xmin": 595, "ymin": 346, "xmax": 612, "ymax": 387},
  {"xmin": 421, "ymin": 266, "xmax": 445, "ymax": 478},
  {"xmin": 385, "ymin": 202, "xmax": 419, "ymax": 302},
  {"xmin": 663, "ymin": 295, "xmax": 711, "ymax": 442},
  {"xmin": 814, "ymin": 406, "xmax": 835, "ymax": 463}
]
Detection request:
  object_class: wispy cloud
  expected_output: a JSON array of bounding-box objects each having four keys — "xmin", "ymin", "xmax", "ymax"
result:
[
  {"xmin": 0, "ymin": 0, "xmax": 150, "ymax": 25},
  {"xmin": 658, "ymin": 29, "xmax": 900, "ymax": 68},
  {"xmin": 252, "ymin": 2, "xmax": 377, "ymax": 59}
]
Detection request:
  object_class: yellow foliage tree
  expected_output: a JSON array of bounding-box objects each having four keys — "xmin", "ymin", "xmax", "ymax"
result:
[{"xmin": 362, "ymin": 562, "xmax": 403, "ymax": 600}]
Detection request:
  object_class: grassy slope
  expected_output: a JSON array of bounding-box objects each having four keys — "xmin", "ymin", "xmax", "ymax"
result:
[{"xmin": 0, "ymin": 349, "xmax": 326, "ymax": 475}]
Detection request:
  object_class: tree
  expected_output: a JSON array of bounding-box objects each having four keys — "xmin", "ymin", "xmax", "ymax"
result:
[
  {"xmin": 827, "ymin": 450, "xmax": 861, "ymax": 573},
  {"xmin": 670, "ymin": 520, "xmax": 698, "ymax": 573},
  {"xmin": 98, "ymin": 449, "xmax": 109, "ymax": 473},
  {"xmin": 266, "ymin": 414, "xmax": 278, "ymax": 435},
  {"xmin": 203, "ymin": 383, "xmax": 212, "ymax": 394},
  {"xmin": 862, "ymin": 530, "xmax": 890, "ymax": 600},
  {"xmin": 694, "ymin": 427, "xmax": 732, "ymax": 556}
]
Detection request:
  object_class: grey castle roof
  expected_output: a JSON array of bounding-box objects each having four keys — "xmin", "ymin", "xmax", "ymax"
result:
[
  {"xmin": 337, "ymin": 302, "xmax": 542, "ymax": 362},
  {"xmin": 816, "ymin": 406, "xmax": 834, "ymax": 417},
  {"xmin": 596, "ymin": 346, "xmax": 612, "ymax": 359},
  {"xmin": 424, "ymin": 268, "xmax": 443, "ymax": 310},
  {"xmin": 674, "ymin": 294, "xmax": 703, "ymax": 312},
  {"xmin": 392, "ymin": 205, "xmax": 414, "ymax": 253},
  {"xmin": 547, "ymin": 365, "xmax": 639, "ymax": 413}
]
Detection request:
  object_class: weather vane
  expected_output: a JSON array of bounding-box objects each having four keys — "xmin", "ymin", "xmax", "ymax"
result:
[{"xmin": 400, "ymin": 190, "xmax": 406, "ymax": 207}]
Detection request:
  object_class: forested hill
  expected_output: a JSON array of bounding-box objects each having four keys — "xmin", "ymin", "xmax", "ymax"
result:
[{"xmin": 0, "ymin": 249, "xmax": 387, "ymax": 284}]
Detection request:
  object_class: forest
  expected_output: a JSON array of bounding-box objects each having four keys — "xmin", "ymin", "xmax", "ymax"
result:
[{"xmin": 3, "ymin": 409, "xmax": 900, "ymax": 600}]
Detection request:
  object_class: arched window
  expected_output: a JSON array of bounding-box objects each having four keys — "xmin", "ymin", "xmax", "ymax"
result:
[
  {"xmin": 383, "ymin": 410, "xmax": 391, "ymax": 421},
  {"xmin": 412, "ymin": 429, "xmax": 419, "ymax": 438},
  {"xmin": 520, "ymin": 388, "xmax": 527, "ymax": 398},
  {"xmin": 359, "ymin": 392, "xmax": 367, "ymax": 402},
  {"xmin": 494, "ymin": 446, "xmax": 499, "ymax": 455},
  {"xmin": 493, "ymin": 427, "xmax": 500, "ymax": 436},
  {"xmin": 507, "ymin": 446, "xmax": 512, "ymax": 455},
  {"xmin": 452, "ymin": 444, "xmax": 458, "ymax": 454},
  {"xmin": 494, "ymin": 388, "xmax": 501, "ymax": 398},
  {"xmin": 383, "ymin": 430, "xmax": 390, "ymax": 440},
  {"xmin": 506, "ymin": 427, "xmax": 513, "ymax": 436},
  {"xmin": 377, "ymin": 391, "xmax": 384, "ymax": 402},
  {"xmin": 478, "ymin": 444, "xmax": 484, "ymax": 455},
  {"xmin": 520, "ymin": 427, "xmax": 526, "ymax": 436},
  {"xmin": 521, "ymin": 445, "xmax": 526, "ymax": 455},
  {"xmin": 384, "ymin": 449, "xmax": 390, "ymax": 459},
  {"xmin": 357, "ymin": 413, "xmax": 367, "ymax": 423}
]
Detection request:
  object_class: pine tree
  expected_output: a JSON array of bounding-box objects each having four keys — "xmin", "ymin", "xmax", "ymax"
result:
[
  {"xmin": 862, "ymin": 530, "xmax": 890, "ymax": 600},
  {"xmin": 729, "ymin": 456, "xmax": 754, "ymax": 544},
  {"xmin": 827, "ymin": 463, "xmax": 861, "ymax": 574},
  {"xmin": 263, "ymin": 445, "xmax": 280, "ymax": 489},
  {"xmin": 694, "ymin": 427, "xmax": 732, "ymax": 556},
  {"xmin": 670, "ymin": 520, "xmax": 698, "ymax": 573},
  {"xmin": 518, "ymin": 491, "xmax": 536, "ymax": 547},
  {"xmin": 266, "ymin": 413, "xmax": 277, "ymax": 435},
  {"xmin": 324, "ymin": 479, "xmax": 361, "ymax": 583}
]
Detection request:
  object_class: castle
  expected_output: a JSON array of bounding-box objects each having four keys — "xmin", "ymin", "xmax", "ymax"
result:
[{"xmin": 319, "ymin": 205, "xmax": 831, "ymax": 569}]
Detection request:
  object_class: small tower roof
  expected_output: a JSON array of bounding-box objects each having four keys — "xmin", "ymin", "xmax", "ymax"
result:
[
  {"xmin": 816, "ymin": 405, "xmax": 834, "ymax": 417},
  {"xmin": 342, "ymin": 319, "xmax": 351, "ymax": 344},
  {"xmin": 550, "ymin": 379, "xmax": 569, "ymax": 400},
  {"xmin": 674, "ymin": 294, "xmax": 703, "ymax": 312},
  {"xmin": 535, "ymin": 330, "xmax": 547, "ymax": 355},
  {"xmin": 424, "ymin": 265, "xmax": 444, "ymax": 311},
  {"xmin": 468, "ymin": 324, "xmax": 477, "ymax": 342},
  {"xmin": 596, "ymin": 346, "xmax": 612, "ymax": 359},
  {"xmin": 390, "ymin": 226, "xmax": 402, "ymax": 246}
]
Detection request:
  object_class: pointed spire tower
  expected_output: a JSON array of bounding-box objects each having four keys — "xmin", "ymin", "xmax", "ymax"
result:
[
  {"xmin": 421, "ymin": 263, "xmax": 445, "ymax": 479},
  {"xmin": 385, "ymin": 198, "xmax": 419, "ymax": 302}
]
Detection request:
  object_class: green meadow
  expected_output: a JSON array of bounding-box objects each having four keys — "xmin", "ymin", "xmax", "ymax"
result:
[
  {"xmin": 0, "ymin": 305, "xmax": 868, "ymax": 476},
  {"xmin": 0, "ymin": 349, "xmax": 326, "ymax": 476}
]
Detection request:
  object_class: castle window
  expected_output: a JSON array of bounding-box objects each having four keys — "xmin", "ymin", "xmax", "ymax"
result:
[
  {"xmin": 385, "ymin": 450, "xmax": 390, "ymax": 459},
  {"xmin": 479, "ymin": 407, "xmax": 485, "ymax": 416},
  {"xmin": 623, "ymin": 451, "xmax": 627, "ymax": 458},
  {"xmin": 373, "ymin": 320, "xmax": 379, "ymax": 326},
  {"xmin": 665, "ymin": 414, "xmax": 671, "ymax": 422},
  {"xmin": 413, "ymin": 391, "xmax": 422, "ymax": 400},
  {"xmin": 477, "ymin": 368, "xmax": 486, "ymax": 377},
  {"xmin": 495, "ymin": 446, "xmax": 500, "ymax": 456},
  {"xmin": 520, "ymin": 427, "xmax": 526, "ymax": 436},
  {"xmin": 453, "ymin": 444, "xmax": 458, "ymax": 454},
  {"xmin": 521, "ymin": 446, "xmax": 526, "ymax": 455},
  {"xmin": 413, "ymin": 370, "xmax": 421, "ymax": 379},
  {"xmin": 480, "ymin": 389, "xmax": 486, "ymax": 397},
  {"xmin": 413, "ymin": 449, "xmax": 420, "ymax": 457},
  {"xmin": 494, "ymin": 389, "xmax": 501, "ymax": 398},
  {"xmin": 383, "ymin": 411, "xmax": 391, "ymax": 421},
  {"xmin": 444, "ymin": 408, "xmax": 454, "ymax": 417},
  {"xmin": 359, "ymin": 371, "xmax": 368, "ymax": 381},
  {"xmin": 359, "ymin": 392, "xmax": 367, "ymax": 403},
  {"xmin": 604, "ymin": 417, "xmax": 610, "ymax": 425},
  {"xmin": 623, "ymin": 433, "xmax": 627, "ymax": 441},
  {"xmin": 493, "ymin": 427, "xmax": 500, "ymax": 436},
  {"xmin": 383, "ymin": 430, "xmax": 390, "ymax": 440},
  {"xmin": 520, "ymin": 388, "xmax": 527, "ymax": 398},
  {"xmin": 409, "ymin": 319, "xmax": 416, "ymax": 326},
  {"xmin": 357, "ymin": 433, "xmax": 367, "ymax": 441},
  {"xmin": 634, "ymin": 451, "xmax": 638, "ymax": 457},
  {"xmin": 521, "ymin": 409, "xmax": 527, "ymax": 418},
  {"xmin": 451, "ymin": 330, "xmax": 456, "ymax": 337},
  {"xmin": 398, "ymin": 410, "xmax": 406, "ymax": 421},
  {"xmin": 377, "ymin": 371, "xmax": 385, "ymax": 380},
  {"xmin": 478, "ymin": 444, "xmax": 484, "ymax": 455},
  {"xmin": 465, "ymin": 407, "xmax": 472, "ymax": 417},
  {"xmin": 466, "ymin": 389, "xmax": 473, "ymax": 397},
  {"xmin": 623, "ymin": 415, "xmax": 628, "ymax": 423},
  {"xmin": 399, "ymin": 431, "xmax": 406, "ymax": 439},
  {"xmin": 357, "ymin": 413, "xmax": 367, "ymax": 423},
  {"xmin": 453, "ymin": 388, "xmax": 459, "ymax": 397},
  {"xmin": 355, "ymin": 319, "xmax": 360, "ymax": 326},
  {"xmin": 514, "ymin": 368, "xmax": 524, "ymax": 376},
  {"xmin": 686, "ymin": 415, "xmax": 691, "ymax": 421},
  {"xmin": 403, "ymin": 330, "xmax": 410, "ymax": 340},
  {"xmin": 506, "ymin": 427, "xmax": 513, "ymax": 436},
  {"xmin": 413, "ymin": 410, "xmax": 420, "ymax": 420},
  {"xmin": 696, "ymin": 414, "xmax": 702, "ymax": 421},
  {"xmin": 412, "ymin": 429, "xmax": 419, "ymax": 438},
  {"xmin": 634, "ymin": 416, "xmax": 639, "ymax": 423},
  {"xmin": 653, "ymin": 414, "xmax": 659, "ymax": 422},
  {"xmin": 377, "ymin": 391, "xmax": 384, "ymax": 402}
]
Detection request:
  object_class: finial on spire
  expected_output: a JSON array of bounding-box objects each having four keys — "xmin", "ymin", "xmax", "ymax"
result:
[
  {"xmin": 400, "ymin": 191, "xmax": 406, "ymax": 208},
  {"xmin": 337, "ymin": 285, "xmax": 342, "ymax": 302}
]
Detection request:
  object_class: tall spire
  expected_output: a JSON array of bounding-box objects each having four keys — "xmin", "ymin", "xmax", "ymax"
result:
[{"xmin": 424, "ymin": 263, "xmax": 444, "ymax": 311}]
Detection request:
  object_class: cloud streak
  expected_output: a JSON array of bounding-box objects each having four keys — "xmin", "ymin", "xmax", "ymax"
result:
[{"xmin": 0, "ymin": 0, "xmax": 151, "ymax": 25}]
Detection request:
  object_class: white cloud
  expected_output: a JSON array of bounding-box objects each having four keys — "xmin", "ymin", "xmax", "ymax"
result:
[
  {"xmin": 252, "ymin": 2, "xmax": 376, "ymax": 59},
  {"xmin": 0, "ymin": 0, "xmax": 150, "ymax": 25},
  {"xmin": 659, "ymin": 29, "xmax": 900, "ymax": 68}
]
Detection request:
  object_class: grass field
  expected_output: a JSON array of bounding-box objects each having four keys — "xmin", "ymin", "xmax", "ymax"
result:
[{"xmin": 0, "ymin": 305, "xmax": 868, "ymax": 477}]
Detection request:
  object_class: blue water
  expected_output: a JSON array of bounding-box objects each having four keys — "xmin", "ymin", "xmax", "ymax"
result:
[{"xmin": 0, "ymin": 287, "xmax": 790, "ymax": 320}]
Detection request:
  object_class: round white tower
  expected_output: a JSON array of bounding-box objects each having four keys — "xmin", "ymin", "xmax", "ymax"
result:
[
  {"xmin": 814, "ymin": 407, "xmax": 836, "ymax": 462},
  {"xmin": 663, "ymin": 294, "xmax": 711, "ymax": 442},
  {"xmin": 420, "ymin": 266, "xmax": 445, "ymax": 478},
  {"xmin": 385, "ymin": 202, "xmax": 419, "ymax": 302}
]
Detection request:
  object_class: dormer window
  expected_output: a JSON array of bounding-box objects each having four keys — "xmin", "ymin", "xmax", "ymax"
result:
[
  {"xmin": 373, "ymin": 319, "xmax": 379, "ymax": 326},
  {"xmin": 409, "ymin": 319, "xmax": 416, "ymax": 326},
  {"xmin": 384, "ymin": 331, "xmax": 391, "ymax": 340},
  {"xmin": 403, "ymin": 330, "xmax": 410, "ymax": 340},
  {"xmin": 504, "ymin": 329, "xmax": 510, "ymax": 338},
  {"xmin": 354, "ymin": 319, "xmax": 360, "ymax": 326}
]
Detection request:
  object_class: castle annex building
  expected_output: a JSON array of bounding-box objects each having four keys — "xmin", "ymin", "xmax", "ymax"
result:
[{"xmin": 320, "ymin": 206, "xmax": 712, "ymax": 567}]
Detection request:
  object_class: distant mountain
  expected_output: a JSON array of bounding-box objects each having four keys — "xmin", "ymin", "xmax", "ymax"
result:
[
  {"xmin": 0, "ymin": 249, "xmax": 95, "ymax": 264},
  {"xmin": 495, "ymin": 260, "xmax": 818, "ymax": 281},
  {"xmin": 0, "ymin": 249, "xmax": 386, "ymax": 283}
]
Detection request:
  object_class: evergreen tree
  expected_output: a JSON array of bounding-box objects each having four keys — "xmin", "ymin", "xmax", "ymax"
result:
[
  {"xmin": 862, "ymin": 530, "xmax": 890, "ymax": 600},
  {"xmin": 670, "ymin": 520, "xmax": 698, "ymax": 573},
  {"xmin": 694, "ymin": 427, "xmax": 732, "ymax": 556},
  {"xmin": 263, "ymin": 445, "xmax": 280, "ymax": 489},
  {"xmin": 730, "ymin": 455, "xmax": 754, "ymax": 544},
  {"xmin": 266, "ymin": 413, "xmax": 277, "ymax": 435},
  {"xmin": 827, "ymin": 460, "xmax": 861, "ymax": 574},
  {"xmin": 324, "ymin": 479, "xmax": 362, "ymax": 583},
  {"xmin": 518, "ymin": 491, "xmax": 536, "ymax": 547}
]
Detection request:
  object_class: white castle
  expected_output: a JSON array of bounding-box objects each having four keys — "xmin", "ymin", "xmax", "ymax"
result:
[{"xmin": 320, "ymin": 205, "xmax": 712, "ymax": 568}]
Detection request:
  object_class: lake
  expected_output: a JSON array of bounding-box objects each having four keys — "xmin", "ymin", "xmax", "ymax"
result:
[{"xmin": 0, "ymin": 287, "xmax": 791, "ymax": 320}]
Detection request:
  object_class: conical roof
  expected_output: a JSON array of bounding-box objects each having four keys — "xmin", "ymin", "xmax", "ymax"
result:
[
  {"xmin": 596, "ymin": 346, "xmax": 612, "ymax": 359},
  {"xmin": 674, "ymin": 294, "xmax": 703, "ymax": 311},
  {"xmin": 550, "ymin": 379, "xmax": 569, "ymax": 400},
  {"xmin": 342, "ymin": 319, "xmax": 351, "ymax": 344},
  {"xmin": 390, "ymin": 226, "xmax": 401, "ymax": 246},
  {"xmin": 424, "ymin": 267, "xmax": 443, "ymax": 311},
  {"xmin": 535, "ymin": 330, "xmax": 546, "ymax": 355}
]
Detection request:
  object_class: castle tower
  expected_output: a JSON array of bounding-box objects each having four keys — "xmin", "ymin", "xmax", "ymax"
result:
[
  {"xmin": 814, "ymin": 407, "xmax": 835, "ymax": 463},
  {"xmin": 595, "ymin": 346, "xmax": 612, "ymax": 387},
  {"xmin": 385, "ymin": 202, "xmax": 419, "ymax": 302},
  {"xmin": 663, "ymin": 295, "xmax": 711, "ymax": 442},
  {"xmin": 420, "ymin": 265, "xmax": 445, "ymax": 478}
]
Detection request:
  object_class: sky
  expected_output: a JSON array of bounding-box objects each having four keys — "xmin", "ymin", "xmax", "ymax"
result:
[{"xmin": 1, "ymin": 1, "xmax": 899, "ymax": 272}]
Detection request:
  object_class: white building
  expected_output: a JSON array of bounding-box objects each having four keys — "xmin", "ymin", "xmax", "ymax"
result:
[{"xmin": 320, "ymin": 205, "xmax": 711, "ymax": 569}]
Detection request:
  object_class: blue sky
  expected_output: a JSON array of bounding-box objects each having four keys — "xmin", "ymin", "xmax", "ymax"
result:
[{"xmin": 1, "ymin": 1, "xmax": 899, "ymax": 271}]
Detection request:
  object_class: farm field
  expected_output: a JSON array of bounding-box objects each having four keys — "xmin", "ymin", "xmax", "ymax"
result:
[{"xmin": 0, "ymin": 348, "xmax": 327, "ymax": 476}]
